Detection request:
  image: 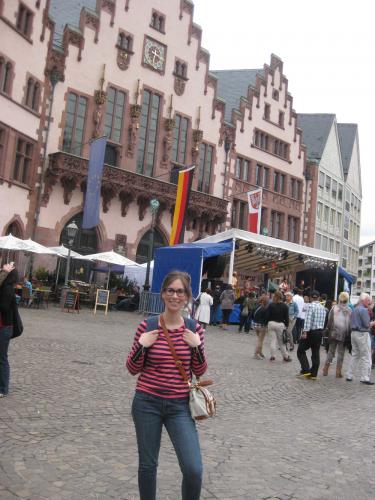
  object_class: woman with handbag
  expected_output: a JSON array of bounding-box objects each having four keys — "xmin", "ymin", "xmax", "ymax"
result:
[
  {"xmin": 0, "ymin": 263, "xmax": 17, "ymax": 398},
  {"xmin": 126, "ymin": 270, "xmax": 207, "ymax": 500}
]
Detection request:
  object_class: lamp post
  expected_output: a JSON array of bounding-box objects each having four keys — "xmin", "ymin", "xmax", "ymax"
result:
[
  {"xmin": 144, "ymin": 199, "xmax": 160, "ymax": 291},
  {"xmin": 64, "ymin": 220, "xmax": 78, "ymax": 286}
]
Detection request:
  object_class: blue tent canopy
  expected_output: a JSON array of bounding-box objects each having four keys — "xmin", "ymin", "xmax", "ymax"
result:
[{"xmin": 152, "ymin": 241, "xmax": 233, "ymax": 297}]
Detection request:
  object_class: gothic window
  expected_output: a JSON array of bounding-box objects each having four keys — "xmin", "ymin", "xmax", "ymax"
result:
[
  {"xmin": 264, "ymin": 103, "xmax": 270, "ymax": 120},
  {"xmin": 62, "ymin": 92, "xmax": 88, "ymax": 155},
  {"xmin": 172, "ymin": 114, "xmax": 188, "ymax": 165},
  {"xmin": 288, "ymin": 216, "xmax": 298, "ymax": 243},
  {"xmin": 278, "ymin": 111, "xmax": 284, "ymax": 127},
  {"xmin": 174, "ymin": 59, "xmax": 187, "ymax": 79},
  {"xmin": 25, "ymin": 77, "xmax": 40, "ymax": 111},
  {"xmin": 136, "ymin": 89, "xmax": 161, "ymax": 176},
  {"xmin": 136, "ymin": 228, "xmax": 167, "ymax": 264},
  {"xmin": 151, "ymin": 10, "xmax": 165, "ymax": 33},
  {"xmin": 0, "ymin": 126, "xmax": 6, "ymax": 172},
  {"xmin": 12, "ymin": 137, "xmax": 33, "ymax": 184},
  {"xmin": 117, "ymin": 32, "xmax": 133, "ymax": 51},
  {"xmin": 273, "ymin": 171, "xmax": 279, "ymax": 192},
  {"xmin": 197, "ymin": 143, "xmax": 213, "ymax": 193},
  {"xmin": 16, "ymin": 3, "xmax": 33, "ymax": 37},
  {"xmin": 104, "ymin": 87, "xmax": 126, "ymax": 143},
  {"xmin": 0, "ymin": 60, "xmax": 13, "ymax": 95}
]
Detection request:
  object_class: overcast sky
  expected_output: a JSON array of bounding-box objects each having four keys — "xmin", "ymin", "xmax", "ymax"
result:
[{"xmin": 193, "ymin": 0, "xmax": 375, "ymax": 246}]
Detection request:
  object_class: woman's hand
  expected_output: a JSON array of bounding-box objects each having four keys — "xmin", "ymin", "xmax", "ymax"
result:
[
  {"xmin": 183, "ymin": 328, "xmax": 201, "ymax": 347},
  {"xmin": 139, "ymin": 329, "xmax": 159, "ymax": 347},
  {"xmin": 2, "ymin": 262, "xmax": 15, "ymax": 273}
]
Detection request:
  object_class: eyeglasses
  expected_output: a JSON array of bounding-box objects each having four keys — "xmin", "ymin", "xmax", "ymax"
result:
[{"xmin": 164, "ymin": 287, "xmax": 186, "ymax": 297}]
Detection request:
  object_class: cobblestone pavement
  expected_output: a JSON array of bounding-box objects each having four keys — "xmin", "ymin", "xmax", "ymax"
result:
[{"xmin": 1, "ymin": 307, "xmax": 375, "ymax": 500}]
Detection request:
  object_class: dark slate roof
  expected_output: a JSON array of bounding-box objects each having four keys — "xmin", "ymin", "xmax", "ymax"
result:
[
  {"xmin": 297, "ymin": 114, "xmax": 335, "ymax": 161},
  {"xmin": 49, "ymin": 0, "xmax": 96, "ymax": 46},
  {"xmin": 337, "ymin": 123, "xmax": 357, "ymax": 175},
  {"xmin": 211, "ymin": 69, "xmax": 263, "ymax": 122}
]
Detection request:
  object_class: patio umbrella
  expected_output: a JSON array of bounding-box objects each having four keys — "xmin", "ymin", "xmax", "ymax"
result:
[
  {"xmin": 84, "ymin": 250, "xmax": 140, "ymax": 289},
  {"xmin": 48, "ymin": 245, "xmax": 93, "ymax": 289}
]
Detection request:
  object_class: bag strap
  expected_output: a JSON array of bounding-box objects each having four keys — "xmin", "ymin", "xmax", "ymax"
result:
[{"xmin": 159, "ymin": 315, "xmax": 190, "ymax": 386}]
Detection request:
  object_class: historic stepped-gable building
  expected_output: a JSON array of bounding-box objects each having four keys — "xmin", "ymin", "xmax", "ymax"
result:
[
  {"xmin": 297, "ymin": 114, "xmax": 361, "ymax": 278},
  {"xmin": 212, "ymin": 56, "xmax": 307, "ymax": 244},
  {"xmin": 35, "ymin": 0, "xmax": 228, "ymax": 262},
  {"xmin": 0, "ymin": 0, "xmax": 51, "ymax": 240},
  {"xmin": 0, "ymin": 0, "xmax": 363, "ymax": 282}
]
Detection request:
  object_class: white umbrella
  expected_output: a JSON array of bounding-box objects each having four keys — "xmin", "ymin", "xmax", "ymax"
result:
[
  {"xmin": 23, "ymin": 239, "xmax": 59, "ymax": 255},
  {"xmin": 84, "ymin": 250, "xmax": 139, "ymax": 266},
  {"xmin": 48, "ymin": 245, "xmax": 93, "ymax": 289},
  {"xmin": 0, "ymin": 234, "xmax": 30, "ymax": 251},
  {"xmin": 48, "ymin": 245, "xmax": 92, "ymax": 260},
  {"xmin": 84, "ymin": 250, "xmax": 140, "ymax": 289}
]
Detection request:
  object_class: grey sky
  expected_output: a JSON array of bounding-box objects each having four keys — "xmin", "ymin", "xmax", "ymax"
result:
[{"xmin": 193, "ymin": 0, "xmax": 374, "ymax": 245}]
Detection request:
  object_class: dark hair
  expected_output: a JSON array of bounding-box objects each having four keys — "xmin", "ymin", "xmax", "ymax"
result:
[
  {"xmin": 2, "ymin": 269, "xmax": 19, "ymax": 287},
  {"xmin": 161, "ymin": 271, "xmax": 192, "ymax": 302}
]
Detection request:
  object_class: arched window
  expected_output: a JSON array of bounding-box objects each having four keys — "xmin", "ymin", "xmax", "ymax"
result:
[
  {"xmin": 2, "ymin": 62, "xmax": 12, "ymax": 94},
  {"xmin": 26, "ymin": 77, "xmax": 34, "ymax": 107},
  {"xmin": 32, "ymin": 83, "xmax": 40, "ymax": 111},
  {"xmin": 6, "ymin": 221, "xmax": 23, "ymax": 238},
  {"xmin": 135, "ymin": 228, "xmax": 167, "ymax": 264},
  {"xmin": 59, "ymin": 213, "xmax": 98, "ymax": 282}
]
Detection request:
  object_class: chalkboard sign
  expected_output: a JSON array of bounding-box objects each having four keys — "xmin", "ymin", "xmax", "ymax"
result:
[
  {"xmin": 62, "ymin": 290, "xmax": 79, "ymax": 313},
  {"xmin": 94, "ymin": 289, "xmax": 109, "ymax": 315}
]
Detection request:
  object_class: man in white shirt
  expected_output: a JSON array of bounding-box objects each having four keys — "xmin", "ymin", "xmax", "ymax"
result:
[{"xmin": 293, "ymin": 288, "xmax": 305, "ymax": 344}]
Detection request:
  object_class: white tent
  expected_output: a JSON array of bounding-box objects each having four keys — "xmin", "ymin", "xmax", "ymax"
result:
[
  {"xmin": 0, "ymin": 234, "xmax": 58, "ymax": 254},
  {"xmin": 124, "ymin": 261, "xmax": 154, "ymax": 288},
  {"xmin": 48, "ymin": 245, "xmax": 93, "ymax": 260}
]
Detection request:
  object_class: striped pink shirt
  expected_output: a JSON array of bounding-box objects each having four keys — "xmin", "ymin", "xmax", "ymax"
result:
[{"xmin": 126, "ymin": 319, "xmax": 207, "ymax": 398}]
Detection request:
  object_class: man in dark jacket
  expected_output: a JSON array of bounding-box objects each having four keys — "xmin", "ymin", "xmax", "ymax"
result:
[
  {"xmin": 0, "ymin": 263, "xmax": 17, "ymax": 397},
  {"xmin": 211, "ymin": 285, "xmax": 221, "ymax": 325}
]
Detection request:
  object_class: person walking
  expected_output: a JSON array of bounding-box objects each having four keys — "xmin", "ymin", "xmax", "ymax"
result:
[
  {"xmin": 219, "ymin": 285, "xmax": 235, "ymax": 330},
  {"xmin": 253, "ymin": 294, "xmax": 269, "ymax": 359},
  {"xmin": 126, "ymin": 270, "xmax": 207, "ymax": 500},
  {"xmin": 238, "ymin": 292, "xmax": 251, "ymax": 333},
  {"xmin": 293, "ymin": 288, "xmax": 305, "ymax": 344},
  {"xmin": 211, "ymin": 285, "xmax": 221, "ymax": 326},
  {"xmin": 297, "ymin": 290, "xmax": 326, "ymax": 380},
  {"xmin": 322, "ymin": 292, "xmax": 352, "ymax": 378},
  {"xmin": 0, "ymin": 263, "xmax": 17, "ymax": 398},
  {"xmin": 346, "ymin": 292, "xmax": 375, "ymax": 385},
  {"xmin": 194, "ymin": 288, "xmax": 213, "ymax": 329},
  {"xmin": 285, "ymin": 292, "xmax": 298, "ymax": 351},
  {"xmin": 265, "ymin": 291, "xmax": 291, "ymax": 362}
]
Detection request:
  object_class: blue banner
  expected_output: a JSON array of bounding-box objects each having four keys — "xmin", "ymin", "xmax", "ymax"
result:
[{"xmin": 82, "ymin": 136, "xmax": 107, "ymax": 229}]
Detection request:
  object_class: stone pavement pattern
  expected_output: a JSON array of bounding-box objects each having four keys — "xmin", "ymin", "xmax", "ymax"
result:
[{"xmin": 1, "ymin": 307, "xmax": 375, "ymax": 500}]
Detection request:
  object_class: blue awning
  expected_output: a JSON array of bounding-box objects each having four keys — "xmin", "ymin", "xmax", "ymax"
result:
[
  {"xmin": 338, "ymin": 266, "xmax": 354, "ymax": 284},
  {"xmin": 152, "ymin": 241, "xmax": 233, "ymax": 297}
]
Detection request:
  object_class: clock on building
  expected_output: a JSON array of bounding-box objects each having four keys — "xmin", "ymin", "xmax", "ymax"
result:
[{"xmin": 143, "ymin": 37, "xmax": 166, "ymax": 72}]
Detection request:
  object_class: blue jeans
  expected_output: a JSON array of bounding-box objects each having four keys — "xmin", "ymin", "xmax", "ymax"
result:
[
  {"xmin": 0, "ymin": 326, "xmax": 12, "ymax": 395},
  {"xmin": 131, "ymin": 391, "xmax": 202, "ymax": 500}
]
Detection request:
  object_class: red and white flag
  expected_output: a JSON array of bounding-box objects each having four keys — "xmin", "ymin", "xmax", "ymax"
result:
[{"xmin": 247, "ymin": 188, "xmax": 262, "ymax": 233}]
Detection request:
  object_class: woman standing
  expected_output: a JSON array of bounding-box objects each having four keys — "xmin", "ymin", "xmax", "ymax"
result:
[
  {"xmin": 194, "ymin": 288, "xmax": 213, "ymax": 329},
  {"xmin": 219, "ymin": 285, "xmax": 235, "ymax": 330},
  {"xmin": 253, "ymin": 295, "xmax": 269, "ymax": 359},
  {"xmin": 265, "ymin": 291, "xmax": 291, "ymax": 362},
  {"xmin": 126, "ymin": 271, "xmax": 207, "ymax": 500},
  {"xmin": 322, "ymin": 292, "xmax": 352, "ymax": 378},
  {"xmin": 0, "ymin": 263, "xmax": 17, "ymax": 398}
]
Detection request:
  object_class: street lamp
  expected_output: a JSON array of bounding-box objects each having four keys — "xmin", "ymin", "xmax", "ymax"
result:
[
  {"xmin": 64, "ymin": 220, "xmax": 78, "ymax": 286},
  {"xmin": 144, "ymin": 199, "xmax": 160, "ymax": 291}
]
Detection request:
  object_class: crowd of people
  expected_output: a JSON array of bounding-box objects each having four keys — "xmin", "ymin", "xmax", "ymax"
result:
[{"xmin": 193, "ymin": 277, "xmax": 375, "ymax": 384}]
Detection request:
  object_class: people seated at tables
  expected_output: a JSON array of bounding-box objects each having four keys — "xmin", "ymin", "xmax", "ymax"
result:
[{"xmin": 115, "ymin": 286, "xmax": 140, "ymax": 311}]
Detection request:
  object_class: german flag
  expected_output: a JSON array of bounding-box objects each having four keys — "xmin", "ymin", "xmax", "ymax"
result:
[{"xmin": 170, "ymin": 166, "xmax": 195, "ymax": 245}]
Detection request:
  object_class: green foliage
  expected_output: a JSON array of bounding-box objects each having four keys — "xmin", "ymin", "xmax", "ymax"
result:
[
  {"xmin": 109, "ymin": 273, "xmax": 137, "ymax": 293},
  {"xmin": 35, "ymin": 266, "xmax": 49, "ymax": 281}
]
